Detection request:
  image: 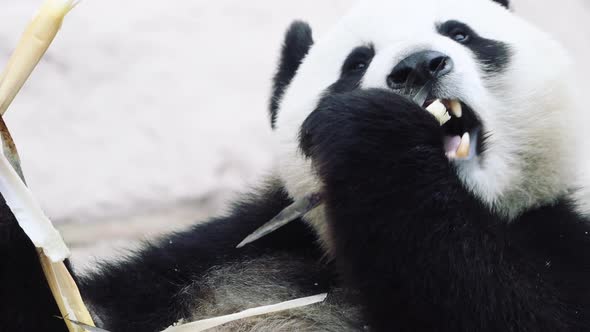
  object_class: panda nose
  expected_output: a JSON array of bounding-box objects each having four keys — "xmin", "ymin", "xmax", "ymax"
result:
[{"xmin": 387, "ymin": 51, "xmax": 454, "ymax": 89}]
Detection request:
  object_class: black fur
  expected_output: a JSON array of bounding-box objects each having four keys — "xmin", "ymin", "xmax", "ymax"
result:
[
  {"xmin": 270, "ymin": 21, "xmax": 314, "ymax": 128},
  {"xmin": 331, "ymin": 45, "xmax": 375, "ymax": 93},
  {"xmin": 492, "ymin": 0, "xmax": 510, "ymax": 8},
  {"xmin": 301, "ymin": 88, "xmax": 590, "ymax": 331},
  {"xmin": 0, "ymin": 196, "xmax": 67, "ymax": 332},
  {"xmin": 2, "ymin": 89, "xmax": 590, "ymax": 331},
  {"xmin": 78, "ymin": 182, "xmax": 331, "ymax": 331},
  {"xmin": 438, "ymin": 20, "xmax": 511, "ymax": 74}
]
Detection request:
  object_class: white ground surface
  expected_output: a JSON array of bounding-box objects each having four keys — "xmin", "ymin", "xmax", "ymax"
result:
[{"xmin": 0, "ymin": 0, "xmax": 588, "ymax": 264}]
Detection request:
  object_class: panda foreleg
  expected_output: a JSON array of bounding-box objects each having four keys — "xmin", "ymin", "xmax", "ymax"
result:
[{"xmin": 302, "ymin": 89, "xmax": 569, "ymax": 331}]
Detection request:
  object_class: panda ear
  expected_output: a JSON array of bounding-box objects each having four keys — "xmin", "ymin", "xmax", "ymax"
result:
[
  {"xmin": 270, "ymin": 21, "xmax": 314, "ymax": 129},
  {"xmin": 491, "ymin": 0, "xmax": 509, "ymax": 8}
]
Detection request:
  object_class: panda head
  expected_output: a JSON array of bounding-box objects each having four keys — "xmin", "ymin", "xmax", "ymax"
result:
[{"xmin": 269, "ymin": 0, "xmax": 585, "ymax": 238}]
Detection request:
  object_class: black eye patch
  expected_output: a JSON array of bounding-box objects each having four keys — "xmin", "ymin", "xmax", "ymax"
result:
[
  {"xmin": 329, "ymin": 45, "xmax": 375, "ymax": 93},
  {"xmin": 438, "ymin": 20, "xmax": 511, "ymax": 74},
  {"xmin": 342, "ymin": 45, "xmax": 376, "ymax": 73},
  {"xmin": 492, "ymin": 0, "xmax": 509, "ymax": 8}
]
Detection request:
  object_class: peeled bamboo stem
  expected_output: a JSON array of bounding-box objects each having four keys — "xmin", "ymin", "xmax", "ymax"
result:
[
  {"xmin": 39, "ymin": 253, "xmax": 95, "ymax": 332},
  {"xmin": 0, "ymin": 0, "xmax": 76, "ymax": 115},
  {"xmin": 162, "ymin": 294, "xmax": 328, "ymax": 332}
]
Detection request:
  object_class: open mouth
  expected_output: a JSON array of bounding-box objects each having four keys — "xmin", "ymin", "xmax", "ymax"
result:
[{"xmin": 422, "ymin": 97, "xmax": 484, "ymax": 160}]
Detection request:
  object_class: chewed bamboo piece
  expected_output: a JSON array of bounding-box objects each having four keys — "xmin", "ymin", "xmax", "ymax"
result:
[
  {"xmin": 40, "ymin": 257, "xmax": 96, "ymax": 332},
  {"xmin": 0, "ymin": 136, "xmax": 69, "ymax": 261},
  {"xmin": 237, "ymin": 193, "xmax": 322, "ymax": 248},
  {"xmin": 0, "ymin": 0, "xmax": 77, "ymax": 115},
  {"xmin": 0, "ymin": 0, "xmax": 95, "ymax": 331},
  {"xmin": 162, "ymin": 294, "xmax": 328, "ymax": 332},
  {"xmin": 425, "ymin": 99, "xmax": 451, "ymax": 125}
]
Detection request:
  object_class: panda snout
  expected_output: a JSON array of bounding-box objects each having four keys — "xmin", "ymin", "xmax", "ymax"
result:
[{"xmin": 387, "ymin": 50, "xmax": 454, "ymax": 90}]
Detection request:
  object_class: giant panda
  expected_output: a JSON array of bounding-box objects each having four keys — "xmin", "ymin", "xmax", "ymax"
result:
[{"xmin": 2, "ymin": 0, "xmax": 590, "ymax": 331}]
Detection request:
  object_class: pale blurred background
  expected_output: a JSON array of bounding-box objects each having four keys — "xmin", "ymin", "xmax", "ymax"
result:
[{"xmin": 0, "ymin": 0, "xmax": 588, "ymax": 266}]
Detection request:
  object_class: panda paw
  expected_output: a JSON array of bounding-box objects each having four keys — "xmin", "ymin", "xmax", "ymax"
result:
[
  {"xmin": 299, "ymin": 89, "xmax": 473, "ymax": 330},
  {"xmin": 300, "ymin": 88, "xmax": 448, "ymax": 195},
  {"xmin": 299, "ymin": 88, "xmax": 460, "ymax": 259}
]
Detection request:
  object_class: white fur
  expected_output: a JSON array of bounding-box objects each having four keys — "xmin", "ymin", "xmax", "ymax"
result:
[{"xmin": 273, "ymin": 0, "xmax": 588, "ymax": 239}]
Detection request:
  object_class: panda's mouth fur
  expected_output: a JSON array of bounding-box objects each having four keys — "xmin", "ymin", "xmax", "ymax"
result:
[{"xmin": 422, "ymin": 97, "xmax": 484, "ymax": 160}]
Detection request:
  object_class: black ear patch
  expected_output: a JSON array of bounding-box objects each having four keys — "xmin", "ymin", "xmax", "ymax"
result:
[
  {"xmin": 491, "ymin": 0, "xmax": 509, "ymax": 8},
  {"xmin": 270, "ymin": 21, "xmax": 314, "ymax": 129}
]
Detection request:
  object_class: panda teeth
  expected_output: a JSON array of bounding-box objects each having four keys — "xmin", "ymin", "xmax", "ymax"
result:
[
  {"xmin": 455, "ymin": 132, "xmax": 471, "ymax": 159},
  {"xmin": 449, "ymin": 100, "xmax": 463, "ymax": 118}
]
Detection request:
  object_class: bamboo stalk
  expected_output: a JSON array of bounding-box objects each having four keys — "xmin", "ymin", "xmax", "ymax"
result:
[
  {"xmin": 0, "ymin": 1, "xmax": 95, "ymax": 331},
  {"xmin": 39, "ymin": 253, "xmax": 95, "ymax": 332},
  {"xmin": 0, "ymin": 0, "xmax": 76, "ymax": 115},
  {"xmin": 0, "ymin": 131, "xmax": 69, "ymax": 262}
]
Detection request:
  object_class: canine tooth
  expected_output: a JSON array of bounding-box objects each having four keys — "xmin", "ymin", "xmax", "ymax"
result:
[
  {"xmin": 449, "ymin": 100, "xmax": 463, "ymax": 118},
  {"xmin": 426, "ymin": 99, "xmax": 451, "ymax": 126},
  {"xmin": 456, "ymin": 132, "xmax": 470, "ymax": 159},
  {"xmin": 446, "ymin": 151, "xmax": 457, "ymax": 159}
]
